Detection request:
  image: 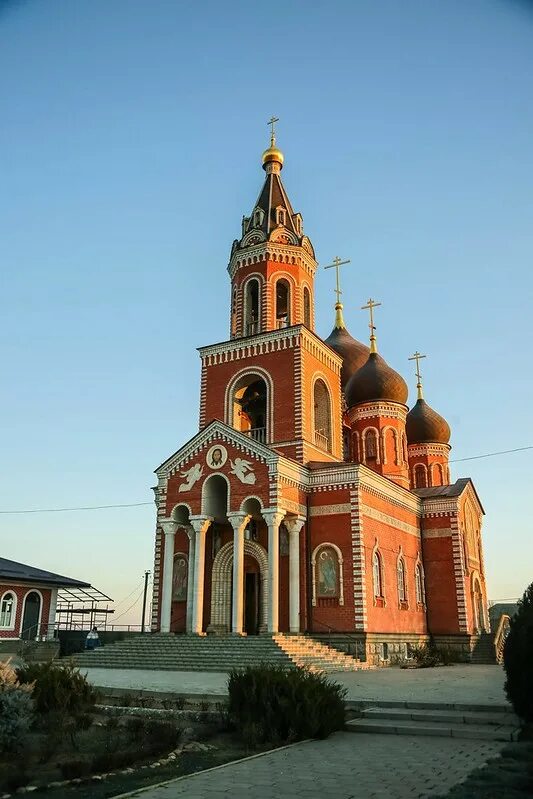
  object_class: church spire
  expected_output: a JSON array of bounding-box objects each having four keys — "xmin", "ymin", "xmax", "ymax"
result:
[
  {"xmin": 408, "ymin": 351, "xmax": 426, "ymax": 400},
  {"xmin": 324, "ymin": 256, "xmax": 350, "ymax": 330},
  {"xmin": 361, "ymin": 298, "xmax": 382, "ymax": 353}
]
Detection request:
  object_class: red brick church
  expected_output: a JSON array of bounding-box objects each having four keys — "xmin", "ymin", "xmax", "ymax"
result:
[{"xmin": 150, "ymin": 126, "xmax": 489, "ymax": 662}]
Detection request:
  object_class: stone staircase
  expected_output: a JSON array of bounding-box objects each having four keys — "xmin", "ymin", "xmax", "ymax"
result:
[
  {"xmin": 346, "ymin": 701, "xmax": 520, "ymax": 741},
  {"xmin": 73, "ymin": 633, "xmax": 366, "ymax": 673},
  {"xmin": 471, "ymin": 632, "xmax": 497, "ymax": 664}
]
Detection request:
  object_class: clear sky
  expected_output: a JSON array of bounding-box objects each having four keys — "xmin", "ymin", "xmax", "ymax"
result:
[{"xmin": 1, "ymin": 0, "xmax": 532, "ymax": 625}]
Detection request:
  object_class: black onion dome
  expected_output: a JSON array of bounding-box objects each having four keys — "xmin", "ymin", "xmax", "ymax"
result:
[
  {"xmin": 346, "ymin": 352, "xmax": 409, "ymax": 407},
  {"xmin": 324, "ymin": 325, "xmax": 370, "ymax": 389},
  {"xmin": 406, "ymin": 398, "xmax": 451, "ymax": 445}
]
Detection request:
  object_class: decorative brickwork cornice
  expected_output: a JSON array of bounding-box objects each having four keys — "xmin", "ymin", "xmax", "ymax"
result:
[
  {"xmin": 408, "ymin": 443, "xmax": 451, "ymax": 457},
  {"xmin": 346, "ymin": 401, "xmax": 408, "ymax": 425},
  {"xmin": 228, "ymin": 243, "xmax": 317, "ymax": 281}
]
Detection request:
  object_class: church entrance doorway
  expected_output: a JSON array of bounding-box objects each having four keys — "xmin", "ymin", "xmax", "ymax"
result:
[
  {"xmin": 21, "ymin": 591, "xmax": 41, "ymax": 640},
  {"xmin": 244, "ymin": 572, "xmax": 260, "ymax": 635}
]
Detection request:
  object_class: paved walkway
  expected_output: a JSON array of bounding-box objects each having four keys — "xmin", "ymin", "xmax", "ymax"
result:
[
  {"xmin": 85, "ymin": 664, "xmax": 507, "ymax": 706},
  {"xmin": 119, "ymin": 732, "xmax": 502, "ymax": 799}
]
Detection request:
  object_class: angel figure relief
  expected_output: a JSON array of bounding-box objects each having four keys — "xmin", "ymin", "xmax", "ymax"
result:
[
  {"xmin": 229, "ymin": 457, "xmax": 256, "ymax": 485},
  {"xmin": 178, "ymin": 463, "xmax": 203, "ymax": 492}
]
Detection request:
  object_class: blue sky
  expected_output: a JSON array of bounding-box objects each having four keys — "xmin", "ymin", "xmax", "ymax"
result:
[{"xmin": 1, "ymin": 0, "xmax": 532, "ymax": 623}]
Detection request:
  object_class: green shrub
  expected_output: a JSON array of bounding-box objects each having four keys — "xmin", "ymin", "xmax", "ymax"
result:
[
  {"xmin": 412, "ymin": 643, "xmax": 441, "ymax": 668},
  {"xmin": 142, "ymin": 719, "xmax": 182, "ymax": 753},
  {"xmin": 504, "ymin": 581, "xmax": 533, "ymax": 722},
  {"xmin": 0, "ymin": 661, "xmax": 34, "ymax": 753},
  {"xmin": 16, "ymin": 661, "xmax": 97, "ymax": 716},
  {"xmin": 227, "ymin": 665, "xmax": 346, "ymax": 746}
]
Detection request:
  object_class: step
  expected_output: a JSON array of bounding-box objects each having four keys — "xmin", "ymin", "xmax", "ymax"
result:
[
  {"xmin": 346, "ymin": 717, "xmax": 520, "ymax": 741},
  {"xmin": 359, "ymin": 706, "xmax": 519, "ymax": 727}
]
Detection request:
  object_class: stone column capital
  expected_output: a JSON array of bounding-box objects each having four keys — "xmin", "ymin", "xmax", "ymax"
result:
[
  {"xmin": 160, "ymin": 519, "xmax": 178, "ymax": 536},
  {"xmin": 284, "ymin": 516, "xmax": 306, "ymax": 536},
  {"xmin": 262, "ymin": 508, "xmax": 285, "ymax": 528},
  {"xmin": 189, "ymin": 516, "xmax": 213, "ymax": 535},
  {"xmin": 227, "ymin": 512, "xmax": 251, "ymax": 533}
]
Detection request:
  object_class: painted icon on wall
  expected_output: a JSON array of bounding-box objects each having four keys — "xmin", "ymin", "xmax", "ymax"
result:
[
  {"xmin": 172, "ymin": 555, "xmax": 188, "ymax": 601},
  {"xmin": 206, "ymin": 444, "xmax": 228, "ymax": 470}
]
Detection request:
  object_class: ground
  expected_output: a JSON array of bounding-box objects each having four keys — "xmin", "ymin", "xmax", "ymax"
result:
[
  {"xmin": 83, "ymin": 664, "xmax": 507, "ymax": 706},
  {"xmin": 113, "ymin": 733, "xmax": 502, "ymax": 799}
]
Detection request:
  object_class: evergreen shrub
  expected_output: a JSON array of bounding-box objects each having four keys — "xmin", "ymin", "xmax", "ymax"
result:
[
  {"xmin": 0, "ymin": 661, "xmax": 34, "ymax": 753},
  {"xmin": 504, "ymin": 581, "xmax": 533, "ymax": 722},
  {"xmin": 227, "ymin": 664, "xmax": 346, "ymax": 745},
  {"xmin": 16, "ymin": 661, "xmax": 97, "ymax": 716}
]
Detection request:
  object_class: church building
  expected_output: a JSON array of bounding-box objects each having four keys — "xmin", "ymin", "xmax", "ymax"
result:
[{"xmin": 150, "ymin": 126, "xmax": 489, "ymax": 663}]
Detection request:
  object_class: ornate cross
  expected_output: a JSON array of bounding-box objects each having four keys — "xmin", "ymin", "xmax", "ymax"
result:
[
  {"xmin": 361, "ymin": 298, "xmax": 382, "ymax": 351},
  {"xmin": 268, "ymin": 116, "xmax": 279, "ymax": 145},
  {"xmin": 324, "ymin": 256, "xmax": 350, "ymax": 304},
  {"xmin": 408, "ymin": 351, "xmax": 427, "ymax": 399}
]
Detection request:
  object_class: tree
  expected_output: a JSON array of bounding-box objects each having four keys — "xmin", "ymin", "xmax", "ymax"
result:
[{"xmin": 503, "ymin": 581, "xmax": 533, "ymax": 721}]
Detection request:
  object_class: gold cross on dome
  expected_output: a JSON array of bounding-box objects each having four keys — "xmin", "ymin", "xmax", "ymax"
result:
[
  {"xmin": 361, "ymin": 297, "xmax": 382, "ymax": 352},
  {"xmin": 324, "ymin": 256, "xmax": 351, "ymax": 304},
  {"xmin": 408, "ymin": 351, "xmax": 427, "ymax": 399},
  {"xmin": 268, "ymin": 116, "xmax": 279, "ymax": 145}
]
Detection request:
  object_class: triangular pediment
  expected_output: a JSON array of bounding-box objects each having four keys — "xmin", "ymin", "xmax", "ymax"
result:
[{"xmin": 155, "ymin": 420, "xmax": 280, "ymax": 478}]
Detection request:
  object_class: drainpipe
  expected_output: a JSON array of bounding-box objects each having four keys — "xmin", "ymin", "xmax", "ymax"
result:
[{"xmin": 305, "ymin": 494, "xmax": 312, "ymax": 633}]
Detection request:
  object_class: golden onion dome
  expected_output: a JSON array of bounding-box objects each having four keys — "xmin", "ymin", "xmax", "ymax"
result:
[{"xmin": 262, "ymin": 144, "xmax": 284, "ymax": 169}]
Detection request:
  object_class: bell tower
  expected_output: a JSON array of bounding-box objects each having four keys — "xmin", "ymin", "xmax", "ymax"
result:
[
  {"xmin": 200, "ymin": 122, "xmax": 344, "ymax": 464},
  {"xmin": 228, "ymin": 118, "xmax": 317, "ymax": 339}
]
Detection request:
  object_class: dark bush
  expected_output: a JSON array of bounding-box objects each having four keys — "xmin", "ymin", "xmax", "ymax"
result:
[
  {"xmin": 227, "ymin": 665, "xmax": 346, "ymax": 746},
  {"xmin": 60, "ymin": 759, "xmax": 91, "ymax": 780},
  {"xmin": 16, "ymin": 662, "xmax": 97, "ymax": 716},
  {"xmin": 91, "ymin": 750, "xmax": 139, "ymax": 773},
  {"xmin": 142, "ymin": 719, "xmax": 182, "ymax": 753},
  {"xmin": 504, "ymin": 581, "xmax": 533, "ymax": 722},
  {"xmin": 412, "ymin": 643, "xmax": 441, "ymax": 668},
  {"xmin": 3, "ymin": 764, "xmax": 30, "ymax": 792}
]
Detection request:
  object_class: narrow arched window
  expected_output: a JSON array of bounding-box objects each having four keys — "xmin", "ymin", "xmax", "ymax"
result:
[
  {"xmin": 275, "ymin": 279, "xmax": 290, "ymax": 328},
  {"xmin": 373, "ymin": 551, "xmax": 383, "ymax": 599},
  {"xmin": 414, "ymin": 464, "xmax": 427, "ymax": 488},
  {"xmin": 316, "ymin": 547, "xmax": 339, "ymax": 598},
  {"xmin": 397, "ymin": 558, "xmax": 406, "ymax": 603},
  {"xmin": 303, "ymin": 287, "xmax": 311, "ymax": 328},
  {"xmin": 432, "ymin": 462, "xmax": 444, "ymax": 486},
  {"xmin": 365, "ymin": 429, "xmax": 378, "ymax": 462},
  {"xmin": 415, "ymin": 563, "xmax": 425, "ymax": 605},
  {"xmin": 231, "ymin": 285, "xmax": 238, "ymax": 337},
  {"xmin": 313, "ymin": 379, "xmax": 332, "ymax": 452},
  {"xmin": 0, "ymin": 593, "xmax": 15, "ymax": 628},
  {"xmin": 245, "ymin": 279, "xmax": 260, "ymax": 335}
]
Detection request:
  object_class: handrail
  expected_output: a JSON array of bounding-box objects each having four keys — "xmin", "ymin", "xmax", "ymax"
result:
[
  {"xmin": 494, "ymin": 613, "xmax": 511, "ymax": 664},
  {"xmin": 308, "ymin": 618, "xmax": 365, "ymax": 661}
]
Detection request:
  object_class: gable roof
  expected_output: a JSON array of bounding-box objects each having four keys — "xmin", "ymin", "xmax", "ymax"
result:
[
  {"xmin": 413, "ymin": 478, "xmax": 485, "ymax": 513},
  {"xmin": 0, "ymin": 557, "xmax": 90, "ymax": 588}
]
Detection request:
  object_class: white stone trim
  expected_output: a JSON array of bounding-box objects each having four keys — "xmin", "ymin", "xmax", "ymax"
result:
[
  {"xmin": 223, "ymin": 365, "xmax": 275, "ymax": 443},
  {"xmin": 362, "ymin": 505, "xmax": 420, "ymax": 538},
  {"xmin": 309, "ymin": 503, "xmax": 352, "ymax": 517},
  {"xmin": 0, "ymin": 590, "xmax": 17, "ymax": 631},
  {"xmin": 210, "ymin": 539, "xmax": 268, "ymax": 632}
]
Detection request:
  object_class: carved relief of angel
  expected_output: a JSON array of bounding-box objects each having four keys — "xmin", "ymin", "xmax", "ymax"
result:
[
  {"xmin": 178, "ymin": 463, "xmax": 203, "ymax": 492},
  {"xmin": 229, "ymin": 458, "xmax": 256, "ymax": 485}
]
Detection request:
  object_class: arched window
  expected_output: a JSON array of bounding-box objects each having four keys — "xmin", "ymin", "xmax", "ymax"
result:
[
  {"xmin": 245, "ymin": 278, "xmax": 260, "ymax": 336},
  {"xmin": 172, "ymin": 554, "xmax": 188, "ymax": 602},
  {"xmin": 365, "ymin": 429, "xmax": 378, "ymax": 462},
  {"xmin": 397, "ymin": 558, "xmax": 407, "ymax": 603},
  {"xmin": 372, "ymin": 550, "xmax": 384, "ymax": 599},
  {"xmin": 414, "ymin": 464, "xmax": 427, "ymax": 488},
  {"xmin": 275, "ymin": 279, "xmax": 290, "ymax": 328},
  {"xmin": 0, "ymin": 592, "xmax": 15, "ymax": 628},
  {"xmin": 402, "ymin": 433, "xmax": 408, "ymax": 463},
  {"xmin": 303, "ymin": 287, "xmax": 311, "ymax": 328},
  {"xmin": 415, "ymin": 563, "xmax": 425, "ymax": 605},
  {"xmin": 432, "ymin": 462, "xmax": 444, "ymax": 486},
  {"xmin": 383, "ymin": 428, "xmax": 397, "ymax": 465},
  {"xmin": 231, "ymin": 373, "xmax": 268, "ymax": 443},
  {"xmin": 313, "ymin": 379, "xmax": 332, "ymax": 452},
  {"xmin": 231, "ymin": 285, "xmax": 238, "ymax": 337}
]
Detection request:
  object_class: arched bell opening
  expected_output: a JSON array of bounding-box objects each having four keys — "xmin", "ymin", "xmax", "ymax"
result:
[
  {"xmin": 232, "ymin": 374, "xmax": 268, "ymax": 444},
  {"xmin": 275, "ymin": 279, "xmax": 290, "ymax": 328},
  {"xmin": 244, "ymin": 278, "xmax": 260, "ymax": 335}
]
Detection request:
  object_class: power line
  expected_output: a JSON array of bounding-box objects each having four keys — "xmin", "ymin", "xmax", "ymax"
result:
[
  {"xmin": 0, "ymin": 445, "xmax": 531, "ymax": 516},
  {"xmin": 112, "ymin": 585, "xmax": 148, "ymax": 624},
  {"xmin": 449, "ymin": 445, "xmax": 533, "ymax": 463}
]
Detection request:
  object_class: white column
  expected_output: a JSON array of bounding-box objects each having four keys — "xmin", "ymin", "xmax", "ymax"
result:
[
  {"xmin": 284, "ymin": 516, "xmax": 306, "ymax": 633},
  {"xmin": 47, "ymin": 588, "xmax": 58, "ymax": 640},
  {"xmin": 185, "ymin": 525, "xmax": 195, "ymax": 634},
  {"xmin": 160, "ymin": 520, "xmax": 178, "ymax": 634},
  {"xmin": 227, "ymin": 513, "xmax": 250, "ymax": 635},
  {"xmin": 263, "ymin": 509, "xmax": 285, "ymax": 634},
  {"xmin": 189, "ymin": 516, "xmax": 212, "ymax": 634}
]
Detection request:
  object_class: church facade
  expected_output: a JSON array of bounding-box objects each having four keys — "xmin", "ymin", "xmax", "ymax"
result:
[{"xmin": 150, "ymin": 130, "xmax": 489, "ymax": 662}]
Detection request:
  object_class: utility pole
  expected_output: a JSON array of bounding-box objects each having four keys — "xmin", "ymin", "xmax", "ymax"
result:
[{"xmin": 141, "ymin": 571, "xmax": 151, "ymax": 633}]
